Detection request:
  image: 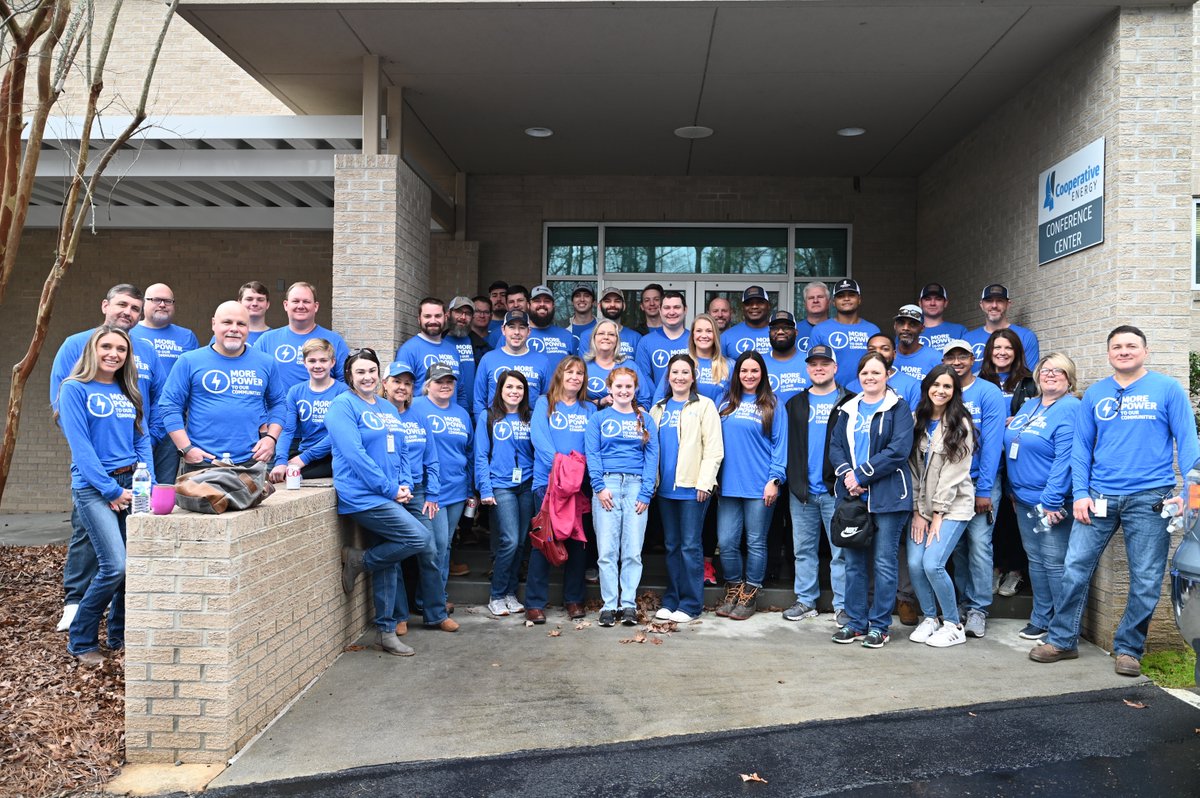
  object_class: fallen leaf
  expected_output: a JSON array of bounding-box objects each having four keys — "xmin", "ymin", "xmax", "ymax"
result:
[
  {"xmin": 1123, "ymin": 699, "xmax": 1147, "ymax": 709},
  {"xmin": 968, "ymin": 712, "xmax": 977, "ymax": 717},
  {"xmin": 635, "ymin": 631, "xmax": 647, "ymax": 643},
  {"xmin": 524, "ymin": 620, "xmax": 534, "ymax": 628},
  {"xmin": 740, "ymin": 773, "xmax": 768, "ymax": 784},
  {"xmin": 574, "ymin": 622, "xmax": 592, "ymax": 630},
  {"xmin": 491, "ymin": 663, "xmax": 500, "ymax": 667},
  {"xmin": 650, "ymin": 637, "xmax": 663, "ymax": 645},
  {"xmin": 777, "ymin": 680, "xmax": 785, "ymax": 684},
  {"xmin": 547, "ymin": 629, "xmax": 561, "ymax": 637},
  {"xmin": 343, "ymin": 645, "xmax": 366, "ymax": 652}
]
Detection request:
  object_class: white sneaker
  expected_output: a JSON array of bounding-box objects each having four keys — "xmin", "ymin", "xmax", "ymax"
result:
[
  {"xmin": 487, "ymin": 598, "xmax": 510, "ymax": 616},
  {"xmin": 654, "ymin": 607, "xmax": 673, "ymax": 621},
  {"xmin": 668, "ymin": 610, "xmax": 697, "ymax": 623},
  {"xmin": 926, "ymin": 620, "xmax": 966, "ymax": 648},
  {"xmin": 56, "ymin": 603, "xmax": 79, "ymax": 632},
  {"xmin": 998, "ymin": 570, "xmax": 1023, "ymax": 597},
  {"xmin": 504, "ymin": 594, "xmax": 525, "ymax": 613},
  {"xmin": 908, "ymin": 616, "xmax": 941, "ymax": 644}
]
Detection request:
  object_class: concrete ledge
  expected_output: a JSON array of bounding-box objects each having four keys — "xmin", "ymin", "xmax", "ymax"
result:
[{"xmin": 124, "ymin": 487, "xmax": 370, "ymax": 764}]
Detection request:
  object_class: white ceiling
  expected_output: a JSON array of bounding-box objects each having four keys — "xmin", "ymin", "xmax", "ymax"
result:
[{"xmin": 182, "ymin": 1, "xmax": 1128, "ymax": 177}]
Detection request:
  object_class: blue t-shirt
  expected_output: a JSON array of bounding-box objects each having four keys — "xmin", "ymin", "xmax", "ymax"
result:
[
  {"xmin": 255, "ymin": 324, "xmax": 351, "ymax": 388},
  {"xmin": 131, "ymin": 323, "xmax": 198, "ymax": 371},
  {"xmin": 796, "ymin": 320, "xmax": 817, "ymax": 355},
  {"xmin": 586, "ymin": 360, "xmax": 652, "ymax": 409},
  {"xmin": 652, "ymin": 356, "xmax": 729, "ymax": 405},
  {"xmin": 324, "ymin": 392, "xmax": 413, "ymax": 514},
  {"xmin": 567, "ymin": 319, "xmax": 597, "ymax": 349},
  {"xmin": 394, "ymin": 335, "xmax": 463, "ymax": 403},
  {"xmin": 919, "ymin": 321, "xmax": 968, "ymax": 353},
  {"xmin": 959, "ymin": 376, "xmax": 1006, "ymax": 495},
  {"xmin": 585, "ymin": 407, "xmax": 659, "ymax": 503},
  {"xmin": 58, "ymin": 380, "xmax": 154, "ymax": 500},
  {"xmin": 473, "ymin": 348, "xmax": 552, "ymax": 416},
  {"xmin": 894, "ymin": 346, "xmax": 941, "ymax": 382},
  {"xmin": 398, "ymin": 404, "xmax": 440, "ymax": 501},
  {"xmin": 411, "ymin": 396, "xmax": 473, "ymax": 505},
  {"xmin": 717, "ymin": 393, "xmax": 787, "ymax": 498},
  {"xmin": 1004, "ymin": 395, "xmax": 1080, "ymax": 509},
  {"xmin": 50, "ymin": 327, "xmax": 166, "ymax": 439},
  {"xmin": 811, "ymin": 318, "xmax": 882, "ymax": 387},
  {"xmin": 806, "ymin": 390, "xmax": 840, "ymax": 496},
  {"xmin": 721, "ymin": 322, "xmax": 771, "ymax": 359},
  {"xmin": 964, "ymin": 324, "xmax": 1039, "ymax": 374},
  {"xmin": 634, "ymin": 328, "xmax": 691, "ymax": 385},
  {"xmin": 474, "ymin": 411, "xmax": 534, "ymax": 498},
  {"xmin": 530, "ymin": 395, "xmax": 595, "ymax": 491},
  {"xmin": 852, "ymin": 398, "xmax": 884, "ymax": 477},
  {"xmin": 274, "ymin": 380, "xmax": 348, "ymax": 466},
  {"xmin": 528, "ymin": 325, "xmax": 578, "ymax": 370},
  {"xmin": 656, "ymin": 399, "xmax": 694, "ymax": 500},
  {"xmin": 1072, "ymin": 371, "xmax": 1200, "ymax": 495},
  {"xmin": 159, "ymin": 344, "xmax": 286, "ymax": 463},
  {"xmin": 764, "ymin": 352, "xmax": 811, "ymax": 405}
]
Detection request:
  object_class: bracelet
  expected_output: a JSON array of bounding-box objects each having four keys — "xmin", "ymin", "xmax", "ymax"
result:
[{"xmin": 264, "ymin": 433, "xmax": 277, "ymax": 443}]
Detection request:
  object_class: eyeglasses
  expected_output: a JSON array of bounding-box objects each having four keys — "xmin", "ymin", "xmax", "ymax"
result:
[
  {"xmin": 1038, "ymin": 367, "xmax": 1066, "ymax": 377},
  {"xmin": 145, "ymin": 297, "xmax": 175, "ymax": 305}
]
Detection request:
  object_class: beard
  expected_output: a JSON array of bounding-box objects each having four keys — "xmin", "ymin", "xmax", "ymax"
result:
[
  {"xmin": 770, "ymin": 335, "xmax": 795, "ymax": 353},
  {"xmin": 529, "ymin": 307, "xmax": 555, "ymax": 327}
]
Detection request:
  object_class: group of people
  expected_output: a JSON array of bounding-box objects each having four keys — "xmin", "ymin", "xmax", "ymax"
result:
[{"xmin": 51, "ymin": 276, "xmax": 1198, "ymax": 676}]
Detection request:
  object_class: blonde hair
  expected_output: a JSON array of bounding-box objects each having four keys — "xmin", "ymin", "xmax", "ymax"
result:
[
  {"xmin": 1035, "ymin": 352, "xmax": 1078, "ymax": 396},
  {"xmin": 583, "ymin": 319, "xmax": 627, "ymax": 364},
  {"xmin": 301, "ymin": 338, "xmax": 334, "ymax": 358},
  {"xmin": 58, "ymin": 325, "xmax": 145, "ymax": 434},
  {"xmin": 688, "ymin": 313, "xmax": 729, "ymax": 385}
]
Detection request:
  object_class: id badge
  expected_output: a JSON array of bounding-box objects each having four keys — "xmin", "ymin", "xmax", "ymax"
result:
[
  {"xmin": 1094, "ymin": 497, "xmax": 1108, "ymax": 517},
  {"xmin": 512, "ymin": 467, "xmax": 522, "ymax": 484},
  {"xmin": 1008, "ymin": 441, "xmax": 1019, "ymax": 460},
  {"xmin": 386, "ymin": 434, "xmax": 395, "ymax": 453}
]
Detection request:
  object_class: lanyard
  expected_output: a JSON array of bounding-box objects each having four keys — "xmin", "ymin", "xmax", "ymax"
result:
[{"xmin": 1013, "ymin": 400, "xmax": 1054, "ymax": 444}]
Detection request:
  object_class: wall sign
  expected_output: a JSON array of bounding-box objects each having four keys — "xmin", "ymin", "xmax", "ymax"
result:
[{"xmin": 1037, "ymin": 137, "xmax": 1104, "ymax": 266}]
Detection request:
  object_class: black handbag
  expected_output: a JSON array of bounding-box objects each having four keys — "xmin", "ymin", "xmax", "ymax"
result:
[{"xmin": 830, "ymin": 497, "xmax": 876, "ymax": 549}]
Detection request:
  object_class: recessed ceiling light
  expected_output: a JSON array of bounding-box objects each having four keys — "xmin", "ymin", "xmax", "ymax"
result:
[
  {"xmin": 524, "ymin": 127, "xmax": 553, "ymax": 138},
  {"xmin": 837, "ymin": 127, "xmax": 866, "ymax": 137},
  {"xmin": 674, "ymin": 125, "xmax": 714, "ymax": 139}
]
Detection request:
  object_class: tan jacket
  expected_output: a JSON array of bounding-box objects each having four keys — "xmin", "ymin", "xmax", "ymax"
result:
[
  {"xmin": 649, "ymin": 393, "xmax": 724, "ymax": 493},
  {"xmin": 910, "ymin": 416, "xmax": 975, "ymax": 522}
]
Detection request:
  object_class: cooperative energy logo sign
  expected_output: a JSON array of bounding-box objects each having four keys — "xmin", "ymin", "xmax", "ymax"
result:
[{"xmin": 1037, "ymin": 137, "xmax": 1104, "ymax": 266}]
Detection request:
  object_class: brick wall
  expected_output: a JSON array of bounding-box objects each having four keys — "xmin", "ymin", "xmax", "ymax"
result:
[
  {"xmin": 917, "ymin": 8, "xmax": 1195, "ymax": 651},
  {"xmin": 124, "ymin": 488, "xmax": 371, "ymax": 764},
  {"xmin": 0, "ymin": 229, "xmax": 332, "ymax": 512},
  {"xmin": 431, "ymin": 238, "xmax": 481, "ymax": 303}
]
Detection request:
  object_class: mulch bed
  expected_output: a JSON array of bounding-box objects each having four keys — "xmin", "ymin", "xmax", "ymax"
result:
[{"xmin": 0, "ymin": 546, "xmax": 124, "ymax": 797}]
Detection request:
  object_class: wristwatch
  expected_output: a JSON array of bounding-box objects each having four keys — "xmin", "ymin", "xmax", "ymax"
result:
[
  {"xmin": 178, "ymin": 444, "xmax": 195, "ymax": 456},
  {"xmin": 770, "ymin": 478, "xmax": 783, "ymax": 487}
]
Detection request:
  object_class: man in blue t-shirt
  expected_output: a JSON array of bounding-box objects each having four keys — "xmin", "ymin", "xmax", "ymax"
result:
[
  {"xmin": 892, "ymin": 304, "xmax": 941, "ymax": 381},
  {"xmin": 527, "ymin": 285, "xmax": 578, "ymax": 369},
  {"xmin": 586, "ymin": 286, "xmax": 642, "ymax": 359},
  {"xmin": 237, "ymin": 280, "xmax": 274, "ymax": 346},
  {"xmin": 917, "ymin": 282, "xmax": 967, "ymax": 353},
  {"xmin": 721, "ymin": 285, "xmax": 772, "ymax": 358},
  {"xmin": 1031, "ymin": 326, "xmax": 1200, "ymax": 676},
  {"xmin": 706, "ymin": 295, "xmax": 733, "ymax": 332},
  {"xmin": 393, "ymin": 297, "xmax": 466, "ymax": 408},
  {"xmin": 797, "ymin": 281, "xmax": 831, "ymax": 353},
  {"xmin": 474, "ymin": 310, "xmax": 553, "ymax": 415},
  {"xmin": 486, "ymin": 280, "xmax": 508, "ymax": 338},
  {"xmin": 254, "ymin": 281, "xmax": 350, "ymax": 389},
  {"xmin": 634, "ymin": 290, "xmax": 690, "ymax": 385},
  {"xmin": 445, "ymin": 296, "xmax": 481, "ymax": 415},
  {"xmin": 811, "ymin": 278, "xmax": 881, "ymax": 387},
  {"xmin": 566, "ymin": 284, "xmax": 597, "ymax": 346},
  {"xmin": 963, "ymin": 283, "xmax": 1039, "ymax": 374},
  {"xmin": 764, "ymin": 311, "xmax": 810, "ymax": 404}
]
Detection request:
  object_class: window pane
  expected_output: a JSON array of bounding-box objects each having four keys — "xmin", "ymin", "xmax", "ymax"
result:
[
  {"xmin": 604, "ymin": 227, "xmax": 787, "ymax": 274},
  {"xmin": 794, "ymin": 228, "xmax": 848, "ymax": 278},
  {"xmin": 547, "ymin": 227, "xmax": 598, "ymax": 276},
  {"xmin": 547, "ymin": 280, "xmax": 596, "ymax": 327}
]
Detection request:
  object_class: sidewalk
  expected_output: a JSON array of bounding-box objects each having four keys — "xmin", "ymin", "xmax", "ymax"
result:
[
  {"xmin": 0, "ymin": 512, "xmax": 71, "ymax": 545},
  {"xmin": 209, "ymin": 610, "xmax": 1142, "ymax": 788}
]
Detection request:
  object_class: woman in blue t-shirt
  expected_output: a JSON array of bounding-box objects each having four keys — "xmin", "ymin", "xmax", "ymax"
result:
[
  {"xmin": 475, "ymin": 370, "xmax": 535, "ymax": 618},
  {"xmin": 584, "ymin": 319, "xmax": 651, "ymax": 409},
  {"xmin": 331, "ymin": 349, "xmax": 454, "ymax": 659},
  {"xmin": 715, "ymin": 351, "xmax": 786, "ymax": 622},
  {"xmin": 57, "ymin": 326, "xmax": 153, "ymax": 666},
  {"xmin": 1003, "ymin": 353, "xmax": 1081, "ymax": 641},
  {"xmin": 650, "ymin": 354, "xmax": 723, "ymax": 623},
  {"xmin": 828, "ymin": 352, "xmax": 914, "ymax": 649},
  {"xmin": 527, "ymin": 356, "xmax": 596, "ymax": 623},
  {"xmin": 585, "ymin": 367, "xmax": 659, "ymax": 628}
]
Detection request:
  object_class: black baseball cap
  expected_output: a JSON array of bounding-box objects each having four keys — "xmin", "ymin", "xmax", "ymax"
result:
[
  {"xmin": 805, "ymin": 344, "xmax": 837, "ymax": 363},
  {"xmin": 572, "ymin": 285, "xmax": 594, "ymax": 298},
  {"xmin": 833, "ymin": 278, "xmax": 861, "ymax": 296},
  {"xmin": 920, "ymin": 282, "xmax": 948, "ymax": 300},
  {"xmin": 980, "ymin": 284, "xmax": 1009, "ymax": 300},
  {"xmin": 503, "ymin": 310, "xmax": 529, "ymax": 326},
  {"xmin": 742, "ymin": 285, "xmax": 769, "ymax": 303},
  {"xmin": 768, "ymin": 310, "xmax": 796, "ymax": 328}
]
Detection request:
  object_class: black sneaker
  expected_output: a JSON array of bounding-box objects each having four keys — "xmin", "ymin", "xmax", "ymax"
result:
[
  {"xmin": 1018, "ymin": 623, "xmax": 1047, "ymax": 640},
  {"xmin": 621, "ymin": 607, "xmax": 638, "ymax": 626},
  {"xmin": 832, "ymin": 625, "xmax": 865, "ymax": 644},
  {"xmin": 861, "ymin": 629, "xmax": 890, "ymax": 648},
  {"xmin": 598, "ymin": 610, "xmax": 616, "ymax": 627}
]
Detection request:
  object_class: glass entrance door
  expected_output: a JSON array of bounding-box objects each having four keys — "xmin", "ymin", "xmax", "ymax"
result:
[
  {"xmin": 603, "ymin": 279, "xmax": 695, "ymax": 332},
  {"xmin": 696, "ymin": 280, "xmax": 786, "ymax": 329}
]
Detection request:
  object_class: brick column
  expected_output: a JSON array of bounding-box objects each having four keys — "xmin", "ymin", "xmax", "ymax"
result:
[
  {"xmin": 431, "ymin": 238, "xmax": 480, "ymax": 300},
  {"xmin": 332, "ymin": 154, "xmax": 432, "ymax": 365}
]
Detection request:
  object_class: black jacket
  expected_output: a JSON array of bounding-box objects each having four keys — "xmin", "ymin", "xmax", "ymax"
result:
[{"xmin": 784, "ymin": 386, "xmax": 853, "ymax": 503}]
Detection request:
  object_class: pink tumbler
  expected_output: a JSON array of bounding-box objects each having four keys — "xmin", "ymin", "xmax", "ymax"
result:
[{"xmin": 151, "ymin": 485, "xmax": 176, "ymax": 515}]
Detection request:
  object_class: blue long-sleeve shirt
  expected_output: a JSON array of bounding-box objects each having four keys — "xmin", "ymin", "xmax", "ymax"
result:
[
  {"xmin": 398, "ymin": 404, "xmax": 440, "ymax": 501},
  {"xmin": 634, "ymin": 329, "xmax": 691, "ymax": 385},
  {"xmin": 652, "ymin": 356, "xmax": 729, "ymax": 405},
  {"xmin": 586, "ymin": 360, "xmax": 652, "ymax": 409},
  {"xmin": 893, "ymin": 346, "xmax": 941, "ymax": 381},
  {"xmin": 1072, "ymin": 371, "xmax": 1200, "ymax": 495},
  {"xmin": 811, "ymin": 319, "xmax": 882, "ymax": 387},
  {"xmin": 275, "ymin": 380, "xmax": 349, "ymax": 466},
  {"xmin": 720, "ymin": 322, "xmax": 771, "ymax": 359},
  {"xmin": 58, "ymin": 379, "xmax": 154, "ymax": 500},
  {"xmin": 473, "ymin": 349, "xmax": 552, "ymax": 415},
  {"xmin": 445, "ymin": 334, "xmax": 478, "ymax": 414},
  {"xmin": 964, "ymin": 324, "xmax": 1039, "ymax": 374},
  {"xmin": 530, "ymin": 395, "xmax": 595, "ymax": 491},
  {"xmin": 578, "ymin": 325, "xmax": 642, "ymax": 360},
  {"xmin": 394, "ymin": 335, "xmax": 463, "ymax": 403},
  {"xmin": 717, "ymin": 394, "xmax": 787, "ymax": 498},
  {"xmin": 764, "ymin": 352, "xmax": 811, "ymax": 405},
  {"xmin": 131, "ymin": 323, "xmax": 199, "ymax": 371},
  {"xmin": 585, "ymin": 407, "xmax": 659, "ymax": 503},
  {"xmin": 474, "ymin": 411, "xmax": 534, "ymax": 499},
  {"xmin": 960, "ymin": 376, "xmax": 1005, "ymax": 496},
  {"xmin": 528, "ymin": 325, "xmax": 578, "ymax": 370},
  {"xmin": 410, "ymin": 396, "xmax": 473, "ymax": 505},
  {"xmin": 255, "ymin": 324, "xmax": 351, "ymax": 388},
  {"xmin": 50, "ymin": 327, "xmax": 166, "ymax": 439},
  {"xmin": 1004, "ymin": 395, "xmax": 1080, "ymax": 509},
  {"xmin": 325, "ymin": 392, "xmax": 413, "ymax": 514},
  {"xmin": 159, "ymin": 344, "xmax": 286, "ymax": 463}
]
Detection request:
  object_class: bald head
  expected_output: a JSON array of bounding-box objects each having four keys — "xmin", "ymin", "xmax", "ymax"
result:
[
  {"xmin": 143, "ymin": 283, "xmax": 176, "ymax": 328},
  {"xmin": 211, "ymin": 301, "xmax": 250, "ymax": 356}
]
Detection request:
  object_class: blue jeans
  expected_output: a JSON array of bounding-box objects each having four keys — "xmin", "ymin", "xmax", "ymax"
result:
[
  {"xmin": 63, "ymin": 504, "xmax": 99, "ymax": 605},
  {"xmin": 906, "ymin": 517, "xmax": 969, "ymax": 624},
  {"xmin": 659, "ymin": 495, "xmax": 710, "ymax": 617},
  {"xmin": 67, "ymin": 475, "xmax": 132, "ymax": 655},
  {"xmin": 349, "ymin": 500, "xmax": 446, "ymax": 630},
  {"xmin": 432, "ymin": 500, "xmax": 466, "ymax": 591},
  {"xmin": 592, "ymin": 474, "xmax": 648, "ymax": 611},
  {"xmin": 1014, "ymin": 499, "xmax": 1071, "ymax": 630},
  {"xmin": 152, "ymin": 435, "xmax": 180, "ymax": 485},
  {"xmin": 524, "ymin": 486, "xmax": 587, "ymax": 610},
  {"xmin": 788, "ymin": 492, "xmax": 840, "ymax": 608},
  {"xmin": 717, "ymin": 496, "xmax": 774, "ymax": 587},
  {"xmin": 491, "ymin": 481, "xmax": 534, "ymax": 600},
  {"xmin": 1044, "ymin": 487, "xmax": 1173, "ymax": 658},
  {"xmin": 952, "ymin": 481, "xmax": 1002, "ymax": 614},
  {"xmin": 842, "ymin": 510, "xmax": 909, "ymax": 634}
]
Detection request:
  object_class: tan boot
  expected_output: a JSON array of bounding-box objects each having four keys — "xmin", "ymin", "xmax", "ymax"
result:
[
  {"xmin": 715, "ymin": 582, "xmax": 742, "ymax": 617},
  {"xmin": 729, "ymin": 584, "xmax": 759, "ymax": 621}
]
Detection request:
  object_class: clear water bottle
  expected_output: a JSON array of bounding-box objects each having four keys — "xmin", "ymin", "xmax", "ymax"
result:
[
  {"xmin": 1026, "ymin": 503, "xmax": 1054, "ymax": 534},
  {"xmin": 131, "ymin": 462, "xmax": 152, "ymax": 515},
  {"xmin": 220, "ymin": 452, "xmax": 232, "ymax": 466}
]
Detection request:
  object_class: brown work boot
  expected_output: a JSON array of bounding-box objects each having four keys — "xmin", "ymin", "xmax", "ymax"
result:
[
  {"xmin": 715, "ymin": 582, "xmax": 743, "ymax": 617},
  {"xmin": 1114, "ymin": 654, "xmax": 1141, "ymax": 677},
  {"xmin": 565, "ymin": 602, "xmax": 586, "ymax": 620},
  {"xmin": 525, "ymin": 608, "xmax": 546, "ymax": 624},
  {"xmin": 449, "ymin": 561, "xmax": 470, "ymax": 577},
  {"xmin": 729, "ymin": 584, "xmax": 759, "ymax": 621},
  {"xmin": 1029, "ymin": 642, "xmax": 1079, "ymax": 663},
  {"xmin": 896, "ymin": 599, "xmax": 919, "ymax": 626}
]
